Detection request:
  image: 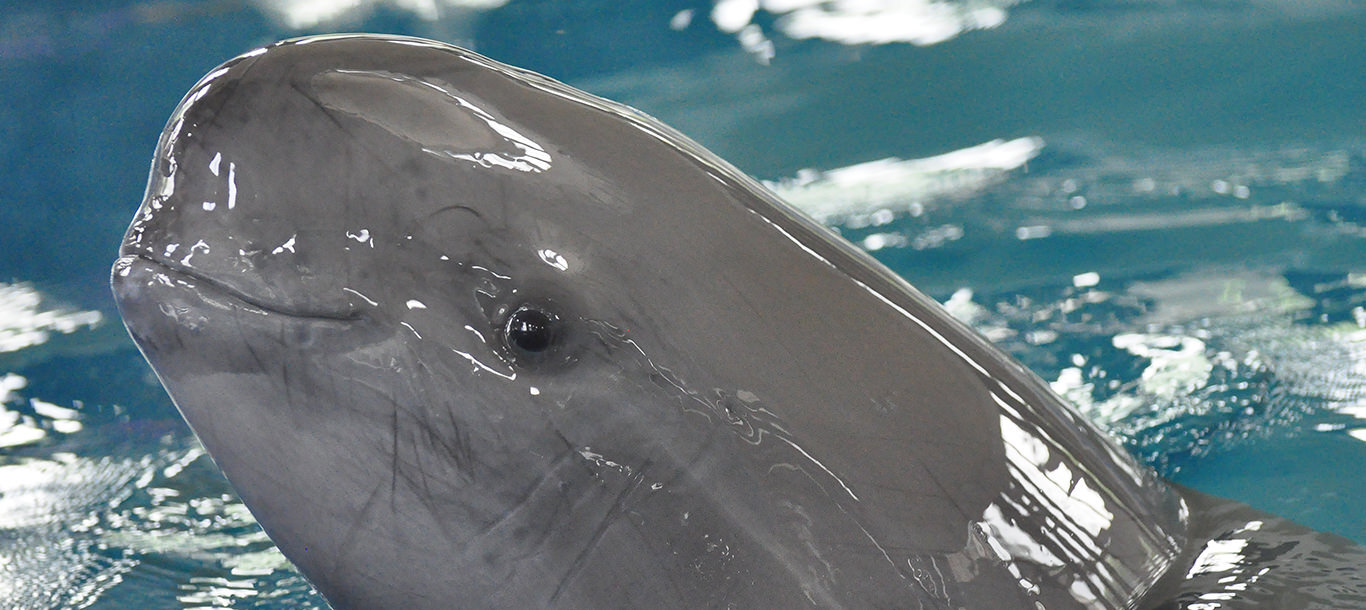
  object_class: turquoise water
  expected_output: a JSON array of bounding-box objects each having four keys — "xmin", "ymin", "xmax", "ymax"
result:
[{"xmin": 2, "ymin": 1, "xmax": 1366, "ymax": 607}]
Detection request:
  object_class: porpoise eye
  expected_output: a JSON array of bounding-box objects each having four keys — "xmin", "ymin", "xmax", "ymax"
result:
[{"xmin": 504, "ymin": 304, "xmax": 559, "ymax": 357}]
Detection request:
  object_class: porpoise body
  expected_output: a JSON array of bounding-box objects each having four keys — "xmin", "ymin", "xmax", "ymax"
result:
[{"xmin": 111, "ymin": 35, "xmax": 1366, "ymax": 608}]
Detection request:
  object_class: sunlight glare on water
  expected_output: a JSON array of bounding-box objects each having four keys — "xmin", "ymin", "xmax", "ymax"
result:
[{"xmin": 0, "ymin": 284, "xmax": 318, "ymax": 609}]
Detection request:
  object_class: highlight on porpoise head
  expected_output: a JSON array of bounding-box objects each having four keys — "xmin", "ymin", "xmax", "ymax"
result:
[{"xmin": 111, "ymin": 34, "xmax": 1366, "ymax": 609}]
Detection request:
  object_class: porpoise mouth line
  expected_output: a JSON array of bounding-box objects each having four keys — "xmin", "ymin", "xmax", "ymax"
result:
[{"xmin": 119, "ymin": 252, "xmax": 365, "ymax": 322}]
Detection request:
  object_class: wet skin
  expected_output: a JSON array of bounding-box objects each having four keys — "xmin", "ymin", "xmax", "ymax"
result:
[{"xmin": 112, "ymin": 35, "xmax": 1366, "ymax": 609}]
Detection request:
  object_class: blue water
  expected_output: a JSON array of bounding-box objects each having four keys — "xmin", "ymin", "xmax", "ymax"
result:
[{"xmin": 2, "ymin": 1, "xmax": 1365, "ymax": 607}]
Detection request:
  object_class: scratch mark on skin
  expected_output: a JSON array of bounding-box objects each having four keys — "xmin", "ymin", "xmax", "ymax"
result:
[
  {"xmin": 391, "ymin": 404, "xmax": 400, "ymax": 513},
  {"xmin": 774, "ymin": 436, "xmax": 860, "ymax": 502},
  {"xmin": 230, "ymin": 311, "xmax": 270, "ymax": 372},
  {"xmin": 420, "ymin": 407, "xmax": 471, "ymax": 477},
  {"xmin": 406, "ymin": 359, "xmax": 474, "ymax": 479},
  {"xmin": 275, "ymin": 324, "xmax": 302, "ymax": 410},
  {"xmin": 551, "ymin": 462, "xmax": 651, "ymax": 603},
  {"xmin": 292, "ymin": 80, "xmax": 350, "ymax": 133},
  {"xmin": 243, "ymin": 340, "xmax": 268, "ymax": 372},
  {"xmin": 280, "ymin": 361, "xmax": 295, "ymax": 410},
  {"xmin": 408, "ymin": 414, "xmax": 435, "ymax": 503},
  {"xmin": 332, "ymin": 480, "xmax": 388, "ymax": 579},
  {"xmin": 466, "ymin": 432, "xmax": 579, "ymax": 563}
]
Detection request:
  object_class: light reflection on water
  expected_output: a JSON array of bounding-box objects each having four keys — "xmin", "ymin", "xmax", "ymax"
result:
[
  {"xmin": 709, "ymin": 0, "xmax": 1023, "ymax": 48},
  {"xmin": 0, "ymin": 286, "xmax": 320, "ymax": 609},
  {"xmin": 0, "ymin": 410, "xmax": 322, "ymax": 609},
  {"xmin": 779, "ymin": 139, "xmax": 1361, "ymax": 270},
  {"xmin": 935, "ymin": 268, "xmax": 1366, "ymax": 543}
]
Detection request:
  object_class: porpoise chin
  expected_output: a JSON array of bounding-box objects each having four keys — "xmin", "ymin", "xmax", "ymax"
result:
[{"xmin": 111, "ymin": 34, "xmax": 1366, "ymax": 609}]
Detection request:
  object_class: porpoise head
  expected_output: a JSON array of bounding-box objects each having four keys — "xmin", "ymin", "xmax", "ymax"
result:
[{"xmin": 112, "ymin": 35, "xmax": 1186, "ymax": 609}]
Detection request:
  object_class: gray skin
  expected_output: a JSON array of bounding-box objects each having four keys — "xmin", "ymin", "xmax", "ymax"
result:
[{"xmin": 111, "ymin": 35, "xmax": 1366, "ymax": 609}]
